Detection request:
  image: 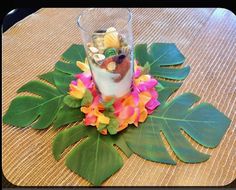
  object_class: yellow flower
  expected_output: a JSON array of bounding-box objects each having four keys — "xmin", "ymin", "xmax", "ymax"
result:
[
  {"xmin": 134, "ymin": 74, "xmax": 150, "ymax": 86},
  {"xmin": 76, "ymin": 58, "xmax": 90, "ymax": 73},
  {"xmin": 69, "ymin": 79, "xmax": 86, "ymax": 99},
  {"xmin": 96, "ymin": 113, "xmax": 110, "ymax": 126}
]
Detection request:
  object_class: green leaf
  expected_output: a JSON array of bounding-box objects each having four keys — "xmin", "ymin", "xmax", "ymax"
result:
[
  {"xmin": 63, "ymin": 95, "xmax": 81, "ymax": 108},
  {"xmin": 154, "ymin": 66, "xmax": 190, "ymax": 80},
  {"xmin": 141, "ymin": 62, "xmax": 151, "ymax": 75},
  {"xmin": 38, "ymin": 71, "xmax": 56, "ymax": 85},
  {"xmin": 53, "ymin": 125, "xmax": 130, "ymax": 185},
  {"xmin": 39, "ymin": 70, "xmax": 75, "ymax": 94},
  {"xmin": 107, "ymin": 117, "xmax": 119, "ymax": 135},
  {"xmin": 66, "ymin": 132, "xmax": 123, "ymax": 186},
  {"xmin": 102, "ymin": 111, "xmax": 119, "ymax": 135},
  {"xmin": 111, "ymin": 135, "xmax": 133, "ymax": 157},
  {"xmin": 52, "ymin": 123, "xmax": 89, "ymax": 160},
  {"xmin": 149, "ymin": 43, "xmax": 185, "ymax": 66},
  {"xmin": 81, "ymin": 90, "xmax": 93, "ymax": 107},
  {"xmin": 123, "ymin": 93, "xmax": 231, "ymax": 164},
  {"xmin": 53, "ymin": 70, "xmax": 75, "ymax": 93},
  {"xmin": 3, "ymin": 80, "xmax": 64, "ymax": 129},
  {"xmin": 3, "ymin": 96, "xmax": 43, "ymax": 127},
  {"xmin": 134, "ymin": 44, "xmax": 151, "ymax": 65},
  {"xmin": 97, "ymin": 123, "xmax": 107, "ymax": 132},
  {"xmin": 17, "ymin": 80, "xmax": 60, "ymax": 99},
  {"xmin": 61, "ymin": 44, "xmax": 86, "ymax": 63},
  {"xmin": 157, "ymin": 79, "xmax": 182, "ymax": 103},
  {"xmin": 33, "ymin": 96, "xmax": 63, "ymax": 129},
  {"xmin": 55, "ymin": 45, "xmax": 86, "ymax": 76},
  {"xmin": 103, "ymin": 98, "xmax": 115, "ymax": 109},
  {"xmin": 134, "ymin": 43, "xmax": 190, "ymax": 80},
  {"xmin": 55, "ymin": 61, "xmax": 82, "ymax": 75},
  {"xmin": 53, "ymin": 105, "xmax": 84, "ymax": 129}
]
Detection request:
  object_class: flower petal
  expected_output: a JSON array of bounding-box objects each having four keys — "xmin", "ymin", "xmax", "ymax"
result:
[
  {"xmin": 69, "ymin": 91, "xmax": 83, "ymax": 99},
  {"xmin": 137, "ymin": 83, "xmax": 148, "ymax": 92},
  {"xmin": 76, "ymin": 73, "xmax": 93, "ymax": 89},
  {"xmin": 69, "ymin": 83, "xmax": 79, "ymax": 91},
  {"xmin": 139, "ymin": 91, "xmax": 152, "ymax": 105},
  {"xmin": 134, "ymin": 67, "xmax": 142, "ymax": 78},
  {"xmin": 76, "ymin": 60, "xmax": 90, "ymax": 73},
  {"xmin": 146, "ymin": 98, "xmax": 160, "ymax": 111},
  {"xmin": 117, "ymin": 122, "xmax": 129, "ymax": 132},
  {"xmin": 119, "ymin": 106, "xmax": 135, "ymax": 120},
  {"xmin": 100, "ymin": 129, "xmax": 108, "ymax": 135},
  {"xmin": 71, "ymin": 80, "xmax": 77, "ymax": 85},
  {"xmin": 84, "ymin": 114, "xmax": 97, "ymax": 126},
  {"xmin": 139, "ymin": 109, "xmax": 148, "ymax": 122},
  {"xmin": 145, "ymin": 78, "xmax": 158, "ymax": 89},
  {"xmin": 81, "ymin": 106, "xmax": 91, "ymax": 114},
  {"xmin": 97, "ymin": 113, "xmax": 110, "ymax": 124}
]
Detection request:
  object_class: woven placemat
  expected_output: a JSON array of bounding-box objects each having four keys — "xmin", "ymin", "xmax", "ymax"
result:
[{"xmin": 2, "ymin": 8, "xmax": 236, "ymax": 186}]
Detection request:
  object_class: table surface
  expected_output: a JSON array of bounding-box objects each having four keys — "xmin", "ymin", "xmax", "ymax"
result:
[{"xmin": 2, "ymin": 8, "xmax": 236, "ymax": 186}]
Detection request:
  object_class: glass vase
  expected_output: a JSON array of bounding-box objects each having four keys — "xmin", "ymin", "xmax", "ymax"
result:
[{"xmin": 77, "ymin": 8, "xmax": 133, "ymax": 100}]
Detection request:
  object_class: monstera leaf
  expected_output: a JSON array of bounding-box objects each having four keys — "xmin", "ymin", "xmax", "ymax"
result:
[
  {"xmin": 135, "ymin": 43, "xmax": 190, "ymax": 80},
  {"xmin": 40, "ymin": 72, "xmax": 85, "ymax": 129},
  {"xmin": 53, "ymin": 123, "xmax": 132, "ymax": 185},
  {"xmin": 55, "ymin": 61, "xmax": 82, "ymax": 76},
  {"xmin": 39, "ymin": 44, "xmax": 87, "ymax": 128},
  {"xmin": 61, "ymin": 44, "xmax": 86, "ymax": 64},
  {"xmin": 123, "ymin": 93, "xmax": 231, "ymax": 164},
  {"xmin": 40, "ymin": 70, "xmax": 75, "ymax": 94},
  {"xmin": 3, "ymin": 81, "xmax": 64, "ymax": 129},
  {"xmin": 39, "ymin": 71, "xmax": 56, "ymax": 85},
  {"xmin": 156, "ymin": 79, "xmax": 183, "ymax": 103},
  {"xmin": 41, "ymin": 44, "xmax": 86, "ymax": 93},
  {"xmin": 55, "ymin": 44, "xmax": 86, "ymax": 75},
  {"xmin": 53, "ymin": 44, "xmax": 85, "ymax": 94},
  {"xmin": 53, "ymin": 105, "xmax": 84, "ymax": 129}
]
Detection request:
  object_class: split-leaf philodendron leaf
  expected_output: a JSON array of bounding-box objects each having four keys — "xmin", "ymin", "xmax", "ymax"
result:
[
  {"xmin": 61, "ymin": 44, "xmax": 86, "ymax": 64},
  {"xmin": 157, "ymin": 79, "xmax": 183, "ymax": 103},
  {"xmin": 3, "ymin": 43, "xmax": 231, "ymax": 186},
  {"xmin": 135, "ymin": 43, "xmax": 190, "ymax": 80},
  {"xmin": 123, "ymin": 93, "xmax": 231, "ymax": 164},
  {"xmin": 52, "ymin": 123, "xmax": 132, "ymax": 185},
  {"xmin": 53, "ymin": 105, "xmax": 84, "ymax": 129},
  {"xmin": 3, "ymin": 80, "xmax": 64, "ymax": 129}
]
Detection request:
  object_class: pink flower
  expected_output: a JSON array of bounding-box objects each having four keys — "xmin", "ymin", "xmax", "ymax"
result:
[
  {"xmin": 71, "ymin": 80, "xmax": 77, "ymax": 85},
  {"xmin": 134, "ymin": 67, "xmax": 142, "ymax": 78},
  {"xmin": 146, "ymin": 98, "xmax": 160, "ymax": 114},
  {"xmin": 75, "ymin": 73, "xmax": 93, "ymax": 89},
  {"xmin": 136, "ymin": 77, "xmax": 158, "ymax": 92}
]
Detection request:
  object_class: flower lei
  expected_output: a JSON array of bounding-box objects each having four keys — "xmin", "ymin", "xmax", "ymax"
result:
[{"xmin": 69, "ymin": 59, "xmax": 160, "ymax": 135}]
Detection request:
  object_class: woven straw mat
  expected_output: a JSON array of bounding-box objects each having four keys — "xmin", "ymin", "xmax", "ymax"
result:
[{"xmin": 2, "ymin": 8, "xmax": 236, "ymax": 186}]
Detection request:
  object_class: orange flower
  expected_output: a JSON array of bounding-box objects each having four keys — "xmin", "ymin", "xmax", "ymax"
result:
[
  {"xmin": 115, "ymin": 90, "xmax": 153, "ymax": 132},
  {"xmin": 81, "ymin": 96, "xmax": 110, "ymax": 129}
]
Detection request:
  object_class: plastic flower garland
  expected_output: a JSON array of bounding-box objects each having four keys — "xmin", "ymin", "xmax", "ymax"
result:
[{"xmin": 69, "ymin": 59, "xmax": 160, "ymax": 135}]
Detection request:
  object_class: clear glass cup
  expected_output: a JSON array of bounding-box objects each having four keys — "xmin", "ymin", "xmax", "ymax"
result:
[{"xmin": 77, "ymin": 8, "xmax": 133, "ymax": 100}]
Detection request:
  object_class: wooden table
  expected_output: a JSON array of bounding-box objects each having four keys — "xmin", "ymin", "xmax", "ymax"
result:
[{"xmin": 2, "ymin": 8, "xmax": 236, "ymax": 186}]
